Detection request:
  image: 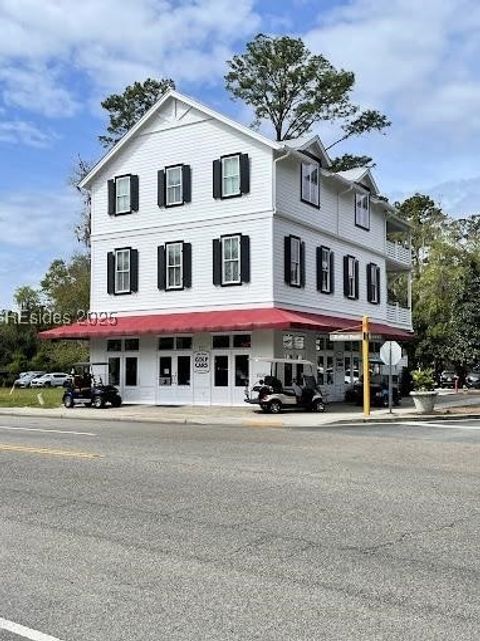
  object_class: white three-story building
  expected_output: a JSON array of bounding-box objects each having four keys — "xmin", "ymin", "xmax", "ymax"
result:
[{"xmin": 42, "ymin": 89, "xmax": 413, "ymax": 405}]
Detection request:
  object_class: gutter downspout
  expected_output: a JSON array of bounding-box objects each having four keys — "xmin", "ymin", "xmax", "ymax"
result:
[
  {"xmin": 336, "ymin": 184, "xmax": 355, "ymax": 236},
  {"xmin": 272, "ymin": 148, "xmax": 292, "ymax": 214}
]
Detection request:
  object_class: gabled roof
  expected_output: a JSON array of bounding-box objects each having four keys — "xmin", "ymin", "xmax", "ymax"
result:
[
  {"xmin": 283, "ymin": 135, "xmax": 331, "ymax": 168},
  {"xmin": 79, "ymin": 89, "xmax": 283, "ymax": 188},
  {"xmin": 336, "ymin": 167, "xmax": 380, "ymax": 195}
]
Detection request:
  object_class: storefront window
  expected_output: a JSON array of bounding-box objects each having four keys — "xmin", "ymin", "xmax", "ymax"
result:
[
  {"xmin": 176, "ymin": 336, "xmax": 192, "ymax": 350},
  {"xmin": 235, "ymin": 355, "xmax": 249, "ymax": 387},
  {"xmin": 214, "ymin": 355, "xmax": 229, "ymax": 386},
  {"xmin": 177, "ymin": 356, "xmax": 191, "ymax": 386},
  {"xmin": 107, "ymin": 339, "xmax": 122, "ymax": 352},
  {"xmin": 158, "ymin": 337, "xmax": 175, "ymax": 350},
  {"xmin": 124, "ymin": 338, "xmax": 139, "ymax": 351},
  {"xmin": 125, "ymin": 357, "xmax": 138, "ymax": 386},
  {"xmin": 233, "ymin": 334, "xmax": 251, "ymax": 348},
  {"xmin": 326, "ymin": 356, "xmax": 334, "ymax": 385},
  {"xmin": 213, "ymin": 335, "xmax": 230, "ymax": 349},
  {"xmin": 283, "ymin": 334, "xmax": 293, "ymax": 349},
  {"xmin": 317, "ymin": 355, "xmax": 325, "ymax": 385}
]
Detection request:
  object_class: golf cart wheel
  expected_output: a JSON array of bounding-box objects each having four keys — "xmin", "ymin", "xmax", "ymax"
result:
[
  {"xmin": 63, "ymin": 395, "xmax": 74, "ymax": 409},
  {"xmin": 312, "ymin": 399, "xmax": 326, "ymax": 413},
  {"xmin": 268, "ymin": 399, "xmax": 283, "ymax": 414},
  {"xmin": 111, "ymin": 396, "xmax": 122, "ymax": 408},
  {"xmin": 92, "ymin": 395, "xmax": 105, "ymax": 409}
]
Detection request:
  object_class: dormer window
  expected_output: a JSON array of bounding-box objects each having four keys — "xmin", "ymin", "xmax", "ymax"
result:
[
  {"xmin": 301, "ymin": 161, "xmax": 320, "ymax": 207},
  {"xmin": 355, "ymin": 192, "xmax": 370, "ymax": 230}
]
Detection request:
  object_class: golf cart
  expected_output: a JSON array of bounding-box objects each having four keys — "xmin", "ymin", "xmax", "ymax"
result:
[
  {"xmin": 62, "ymin": 362, "xmax": 122, "ymax": 409},
  {"xmin": 245, "ymin": 358, "xmax": 326, "ymax": 414},
  {"xmin": 345, "ymin": 357, "xmax": 401, "ymax": 407}
]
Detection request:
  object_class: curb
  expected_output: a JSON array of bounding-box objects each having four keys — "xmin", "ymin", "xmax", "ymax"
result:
[{"xmin": 332, "ymin": 412, "xmax": 480, "ymax": 425}]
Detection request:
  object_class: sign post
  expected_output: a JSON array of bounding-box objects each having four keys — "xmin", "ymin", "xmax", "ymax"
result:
[
  {"xmin": 362, "ymin": 316, "xmax": 370, "ymax": 416},
  {"xmin": 380, "ymin": 341, "xmax": 402, "ymax": 413}
]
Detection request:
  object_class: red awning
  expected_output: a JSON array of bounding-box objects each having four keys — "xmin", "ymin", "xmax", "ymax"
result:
[{"xmin": 38, "ymin": 307, "xmax": 413, "ymax": 340}]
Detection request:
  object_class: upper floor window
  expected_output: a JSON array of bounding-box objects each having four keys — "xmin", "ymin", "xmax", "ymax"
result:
[
  {"xmin": 107, "ymin": 247, "xmax": 139, "ymax": 295},
  {"xmin": 166, "ymin": 166, "xmax": 183, "ymax": 206},
  {"xmin": 115, "ymin": 248, "xmax": 130, "ymax": 293},
  {"xmin": 213, "ymin": 234, "xmax": 250, "ymax": 286},
  {"xmin": 166, "ymin": 242, "xmax": 183, "ymax": 290},
  {"xmin": 301, "ymin": 161, "xmax": 320, "ymax": 207},
  {"xmin": 213, "ymin": 154, "xmax": 250, "ymax": 199},
  {"xmin": 343, "ymin": 255, "xmax": 359, "ymax": 300},
  {"xmin": 107, "ymin": 175, "xmax": 139, "ymax": 216},
  {"xmin": 157, "ymin": 241, "xmax": 192, "ymax": 291},
  {"xmin": 222, "ymin": 235, "xmax": 241, "ymax": 284},
  {"xmin": 222, "ymin": 155, "xmax": 241, "ymax": 197},
  {"xmin": 157, "ymin": 165, "xmax": 191, "ymax": 208},
  {"xmin": 367, "ymin": 263, "xmax": 381, "ymax": 304},
  {"xmin": 317, "ymin": 246, "xmax": 334, "ymax": 294},
  {"xmin": 284, "ymin": 235, "xmax": 305, "ymax": 288},
  {"xmin": 355, "ymin": 192, "xmax": 370, "ymax": 230}
]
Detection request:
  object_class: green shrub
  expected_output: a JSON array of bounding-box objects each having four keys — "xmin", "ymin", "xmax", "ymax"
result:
[{"xmin": 412, "ymin": 368, "xmax": 435, "ymax": 391}]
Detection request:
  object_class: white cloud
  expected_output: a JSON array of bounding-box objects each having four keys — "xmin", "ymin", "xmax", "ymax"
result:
[
  {"xmin": 0, "ymin": 0, "xmax": 260, "ymax": 118},
  {"xmin": 0, "ymin": 119, "xmax": 56, "ymax": 147}
]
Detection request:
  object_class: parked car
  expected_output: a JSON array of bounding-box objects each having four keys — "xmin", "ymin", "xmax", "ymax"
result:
[
  {"xmin": 465, "ymin": 370, "xmax": 480, "ymax": 389},
  {"xmin": 438, "ymin": 370, "xmax": 457, "ymax": 389},
  {"xmin": 31, "ymin": 372, "xmax": 70, "ymax": 388},
  {"xmin": 63, "ymin": 362, "xmax": 122, "ymax": 408},
  {"xmin": 13, "ymin": 371, "xmax": 46, "ymax": 388}
]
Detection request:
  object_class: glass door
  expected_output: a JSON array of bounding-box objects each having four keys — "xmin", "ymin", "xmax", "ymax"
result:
[
  {"xmin": 157, "ymin": 354, "xmax": 193, "ymax": 404},
  {"xmin": 232, "ymin": 353, "xmax": 249, "ymax": 405},
  {"xmin": 212, "ymin": 353, "xmax": 230, "ymax": 405}
]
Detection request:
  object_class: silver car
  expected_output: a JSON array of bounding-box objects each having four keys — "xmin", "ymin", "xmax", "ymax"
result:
[
  {"xmin": 13, "ymin": 371, "xmax": 46, "ymax": 388},
  {"xmin": 31, "ymin": 372, "xmax": 70, "ymax": 388}
]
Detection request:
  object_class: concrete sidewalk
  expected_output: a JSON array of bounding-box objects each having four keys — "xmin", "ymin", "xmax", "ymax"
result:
[{"xmin": 0, "ymin": 391, "xmax": 479, "ymax": 427}]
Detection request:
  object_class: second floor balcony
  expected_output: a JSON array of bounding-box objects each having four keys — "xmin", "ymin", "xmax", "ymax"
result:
[{"xmin": 386, "ymin": 214, "xmax": 412, "ymax": 269}]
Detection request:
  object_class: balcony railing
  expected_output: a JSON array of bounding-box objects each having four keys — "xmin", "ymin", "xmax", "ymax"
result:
[
  {"xmin": 386, "ymin": 240, "xmax": 411, "ymax": 265},
  {"xmin": 387, "ymin": 303, "xmax": 411, "ymax": 327}
]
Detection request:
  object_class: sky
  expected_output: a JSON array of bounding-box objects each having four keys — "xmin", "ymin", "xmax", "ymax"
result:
[{"xmin": 1, "ymin": 0, "xmax": 480, "ymax": 308}]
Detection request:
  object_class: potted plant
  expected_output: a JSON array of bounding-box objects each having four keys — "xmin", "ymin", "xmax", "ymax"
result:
[{"xmin": 410, "ymin": 368, "xmax": 438, "ymax": 414}]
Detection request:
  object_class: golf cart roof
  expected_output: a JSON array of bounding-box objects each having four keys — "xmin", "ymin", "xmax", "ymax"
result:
[{"xmin": 252, "ymin": 358, "xmax": 315, "ymax": 366}]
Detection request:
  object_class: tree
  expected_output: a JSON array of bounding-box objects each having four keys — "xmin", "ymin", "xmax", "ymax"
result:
[
  {"xmin": 71, "ymin": 156, "xmax": 93, "ymax": 248},
  {"xmin": 329, "ymin": 154, "xmax": 375, "ymax": 172},
  {"xmin": 99, "ymin": 77, "xmax": 175, "ymax": 148},
  {"xmin": 396, "ymin": 194, "xmax": 448, "ymax": 271},
  {"xmin": 225, "ymin": 34, "xmax": 390, "ymax": 168},
  {"xmin": 40, "ymin": 254, "xmax": 90, "ymax": 319}
]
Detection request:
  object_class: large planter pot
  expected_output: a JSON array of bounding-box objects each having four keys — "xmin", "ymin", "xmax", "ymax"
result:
[{"xmin": 410, "ymin": 390, "xmax": 438, "ymax": 414}]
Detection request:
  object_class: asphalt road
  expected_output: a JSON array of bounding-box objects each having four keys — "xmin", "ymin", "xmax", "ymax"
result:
[{"xmin": 0, "ymin": 415, "xmax": 479, "ymax": 641}]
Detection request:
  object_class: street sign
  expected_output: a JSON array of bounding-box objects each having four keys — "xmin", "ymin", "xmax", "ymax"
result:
[
  {"xmin": 380, "ymin": 341, "xmax": 402, "ymax": 366},
  {"xmin": 329, "ymin": 333, "xmax": 382, "ymax": 342}
]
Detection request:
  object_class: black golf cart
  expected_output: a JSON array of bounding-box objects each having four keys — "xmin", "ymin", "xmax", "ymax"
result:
[
  {"xmin": 62, "ymin": 362, "xmax": 122, "ymax": 409},
  {"xmin": 345, "ymin": 357, "xmax": 401, "ymax": 407}
]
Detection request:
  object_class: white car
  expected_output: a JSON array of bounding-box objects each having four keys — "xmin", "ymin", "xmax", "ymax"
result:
[{"xmin": 31, "ymin": 372, "xmax": 70, "ymax": 388}]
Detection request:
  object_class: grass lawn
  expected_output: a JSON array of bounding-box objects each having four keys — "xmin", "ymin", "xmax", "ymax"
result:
[{"xmin": 0, "ymin": 387, "xmax": 63, "ymax": 408}]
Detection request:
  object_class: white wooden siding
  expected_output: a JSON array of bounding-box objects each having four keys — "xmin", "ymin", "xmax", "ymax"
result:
[
  {"xmin": 91, "ymin": 213, "xmax": 274, "ymax": 314},
  {"xmin": 272, "ymin": 217, "xmax": 388, "ymax": 323}
]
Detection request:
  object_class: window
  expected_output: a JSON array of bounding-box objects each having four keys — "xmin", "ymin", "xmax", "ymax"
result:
[
  {"xmin": 290, "ymin": 237, "xmax": 301, "ymax": 286},
  {"xmin": 176, "ymin": 336, "xmax": 192, "ymax": 350},
  {"xmin": 301, "ymin": 162, "xmax": 320, "ymax": 206},
  {"xmin": 214, "ymin": 355, "xmax": 229, "ymax": 386},
  {"xmin": 124, "ymin": 338, "xmax": 139, "ymax": 351},
  {"xmin": 115, "ymin": 176, "xmax": 130, "ymax": 214},
  {"xmin": 222, "ymin": 155, "xmax": 240, "ymax": 197},
  {"xmin": 166, "ymin": 242, "xmax": 183, "ymax": 290},
  {"xmin": 233, "ymin": 334, "xmax": 251, "ymax": 348},
  {"xmin": 108, "ymin": 357, "xmax": 120, "ymax": 385},
  {"xmin": 344, "ymin": 255, "xmax": 359, "ymax": 299},
  {"xmin": 367, "ymin": 263, "xmax": 381, "ymax": 304},
  {"xmin": 166, "ymin": 166, "xmax": 183, "ymax": 206},
  {"xmin": 319, "ymin": 246, "xmax": 333, "ymax": 293},
  {"xmin": 115, "ymin": 249, "xmax": 130, "ymax": 294},
  {"xmin": 158, "ymin": 337, "xmax": 175, "ymax": 350},
  {"xmin": 107, "ymin": 339, "xmax": 122, "ymax": 352},
  {"xmin": 125, "ymin": 357, "xmax": 138, "ymax": 386},
  {"xmin": 235, "ymin": 355, "xmax": 249, "ymax": 387},
  {"xmin": 213, "ymin": 335, "xmax": 230, "ymax": 349},
  {"xmin": 177, "ymin": 356, "xmax": 191, "ymax": 386},
  {"xmin": 355, "ymin": 193, "xmax": 370, "ymax": 229},
  {"xmin": 222, "ymin": 235, "xmax": 241, "ymax": 284}
]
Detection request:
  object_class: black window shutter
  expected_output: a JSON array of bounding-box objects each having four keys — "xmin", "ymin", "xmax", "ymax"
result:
[
  {"xmin": 366, "ymin": 263, "xmax": 372, "ymax": 302},
  {"xmin": 316, "ymin": 247, "xmax": 322, "ymax": 291},
  {"xmin": 213, "ymin": 238, "xmax": 222, "ymax": 285},
  {"xmin": 329, "ymin": 251, "xmax": 335, "ymax": 293},
  {"xmin": 240, "ymin": 153, "xmax": 250, "ymax": 194},
  {"xmin": 182, "ymin": 165, "xmax": 192, "ymax": 203},
  {"xmin": 130, "ymin": 175, "xmax": 139, "ymax": 211},
  {"xmin": 157, "ymin": 246, "xmax": 166, "ymax": 290},
  {"xmin": 183, "ymin": 243, "xmax": 192, "ymax": 288},
  {"xmin": 213, "ymin": 159, "xmax": 222, "ymax": 199},
  {"xmin": 107, "ymin": 252, "xmax": 115, "ymax": 294},
  {"xmin": 354, "ymin": 260, "xmax": 359, "ymax": 299},
  {"xmin": 376, "ymin": 266, "xmax": 381, "ymax": 303},
  {"xmin": 241, "ymin": 235, "xmax": 250, "ymax": 283},
  {"xmin": 284, "ymin": 236, "xmax": 291, "ymax": 284},
  {"xmin": 130, "ymin": 249, "xmax": 139, "ymax": 292},
  {"xmin": 343, "ymin": 256, "xmax": 349, "ymax": 297},
  {"xmin": 108, "ymin": 180, "xmax": 115, "ymax": 215},
  {"xmin": 157, "ymin": 170, "xmax": 165, "ymax": 208},
  {"xmin": 300, "ymin": 241, "xmax": 306, "ymax": 288}
]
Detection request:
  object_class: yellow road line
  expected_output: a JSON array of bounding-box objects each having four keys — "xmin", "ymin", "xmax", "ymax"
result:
[{"xmin": 0, "ymin": 443, "xmax": 103, "ymax": 459}]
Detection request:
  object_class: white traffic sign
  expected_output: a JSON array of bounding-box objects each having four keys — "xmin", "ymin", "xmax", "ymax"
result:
[
  {"xmin": 329, "ymin": 333, "xmax": 382, "ymax": 342},
  {"xmin": 380, "ymin": 341, "xmax": 402, "ymax": 367}
]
